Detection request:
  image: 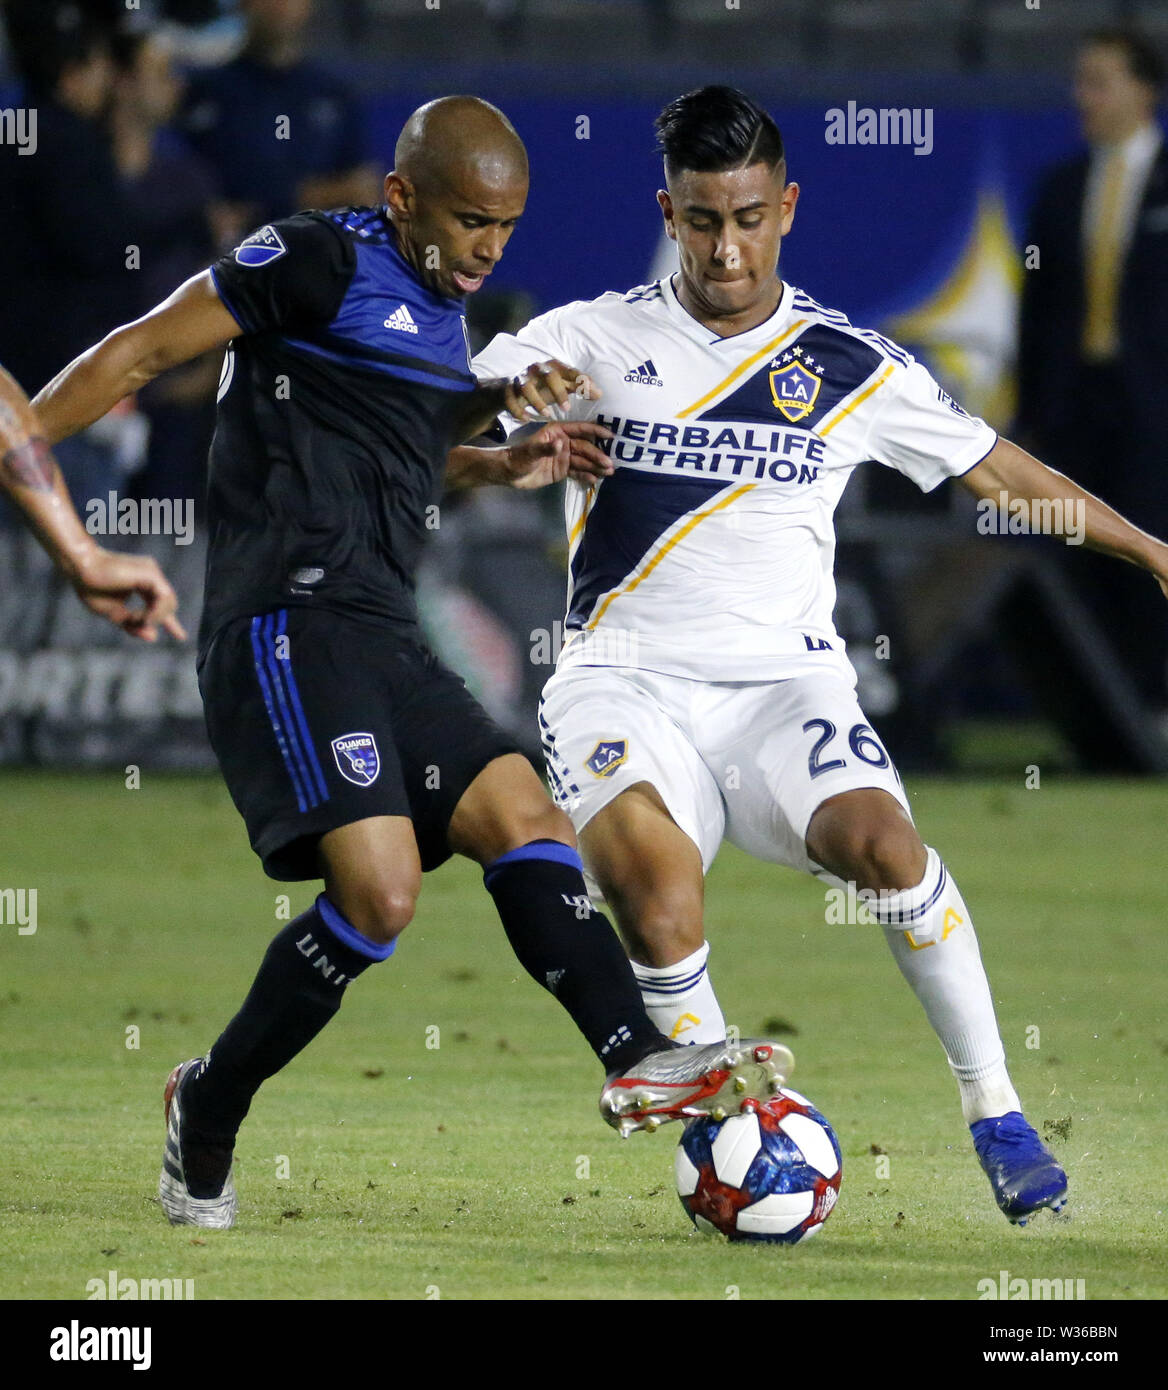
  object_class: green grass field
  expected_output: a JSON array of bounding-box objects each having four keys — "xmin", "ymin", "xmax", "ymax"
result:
[{"xmin": 1, "ymin": 770, "xmax": 1165, "ymax": 1301}]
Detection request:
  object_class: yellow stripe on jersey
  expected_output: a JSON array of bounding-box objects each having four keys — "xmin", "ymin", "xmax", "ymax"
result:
[
  {"xmin": 568, "ymin": 487, "xmax": 597, "ymax": 548},
  {"xmin": 676, "ymin": 320, "xmax": 809, "ymax": 419},
  {"xmin": 586, "ymin": 482, "xmax": 756, "ymax": 629},
  {"xmin": 817, "ymin": 363, "xmax": 896, "ymax": 437}
]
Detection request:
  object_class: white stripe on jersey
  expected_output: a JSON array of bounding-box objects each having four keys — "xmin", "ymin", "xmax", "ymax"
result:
[
  {"xmin": 791, "ymin": 290, "xmax": 914, "ymax": 366},
  {"xmin": 473, "ymin": 276, "xmax": 996, "ymax": 682}
]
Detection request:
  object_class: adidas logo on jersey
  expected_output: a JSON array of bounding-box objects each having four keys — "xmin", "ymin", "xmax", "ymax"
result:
[
  {"xmin": 624, "ymin": 358, "xmax": 663, "ymax": 386},
  {"xmin": 383, "ymin": 305, "xmax": 419, "ymax": 334}
]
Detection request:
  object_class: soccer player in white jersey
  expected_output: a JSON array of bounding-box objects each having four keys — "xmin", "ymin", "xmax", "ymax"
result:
[{"xmin": 458, "ymin": 86, "xmax": 1168, "ymax": 1225}]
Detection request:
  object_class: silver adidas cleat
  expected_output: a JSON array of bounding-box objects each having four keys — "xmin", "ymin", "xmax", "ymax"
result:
[
  {"xmin": 158, "ymin": 1058, "xmax": 238, "ymax": 1229},
  {"xmin": 600, "ymin": 1039, "xmax": 795, "ymax": 1138}
]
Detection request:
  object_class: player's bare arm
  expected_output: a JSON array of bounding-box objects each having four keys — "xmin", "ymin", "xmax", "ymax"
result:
[
  {"xmin": 959, "ymin": 437, "xmax": 1168, "ymax": 594},
  {"xmin": 447, "ymin": 419, "xmax": 614, "ymax": 491},
  {"xmin": 0, "ymin": 364, "xmax": 185, "ymax": 642},
  {"xmin": 32, "ymin": 271, "xmax": 242, "ymax": 446}
]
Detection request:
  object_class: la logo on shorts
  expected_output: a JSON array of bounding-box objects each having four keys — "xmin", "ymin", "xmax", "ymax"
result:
[
  {"xmin": 585, "ymin": 739, "xmax": 628, "ymax": 778},
  {"xmin": 331, "ymin": 732, "xmax": 380, "ymax": 787}
]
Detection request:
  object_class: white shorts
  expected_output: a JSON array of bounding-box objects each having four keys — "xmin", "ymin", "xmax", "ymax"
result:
[{"xmin": 538, "ymin": 665, "xmax": 911, "ymax": 876}]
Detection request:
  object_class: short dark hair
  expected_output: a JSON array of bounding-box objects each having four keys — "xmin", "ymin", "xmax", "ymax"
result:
[
  {"xmin": 1084, "ymin": 28, "xmax": 1165, "ymax": 92},
  {"xmin": 655, "ymin": 86, "xmax": 785, "ymax": 180}
]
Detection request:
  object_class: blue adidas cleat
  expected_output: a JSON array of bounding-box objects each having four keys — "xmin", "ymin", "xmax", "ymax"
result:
[{"xmin": 971, "ymin": 1111, "xmax": 1068, "ymax": 1226}]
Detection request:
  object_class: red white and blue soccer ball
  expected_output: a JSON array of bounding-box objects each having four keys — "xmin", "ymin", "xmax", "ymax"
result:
[{"xmin": 675, "ymin": 1090, "xmax": 842, "ymax": 1243}]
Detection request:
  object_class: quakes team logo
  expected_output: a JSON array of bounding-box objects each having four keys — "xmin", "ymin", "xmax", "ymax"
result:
[
  {"xmin": 331, "ymin": 732, "xmax": 380, "ymax": 787},
  {"xmin": 585, "ymin": 739, "xmax": 628, "ymax": 779},
  {"xmin": 234, "ymin": 225, "xmax": 288, "ymax": 268},
  {"xmin": 769, "ymin": 360, "xmax": 821, "ymax": 423}
]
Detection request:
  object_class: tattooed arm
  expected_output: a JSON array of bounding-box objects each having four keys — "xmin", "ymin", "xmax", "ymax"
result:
[{"xmin": 0, "ymin": 364, "xmax": 186, "ymax": 641}]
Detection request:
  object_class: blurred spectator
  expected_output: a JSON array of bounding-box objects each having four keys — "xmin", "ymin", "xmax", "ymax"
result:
[
  {"xmin": 0, "ymin": 0, "xmax": 121, "ymax": 392},
  {"xmin": 152, "ymin": 0, "xmax": 246, "ymax": 68},
  {"xmin": 1017, "ymin": 28, "xmax": 1168, "ymax": 706},
  {"xmin": 110, "ymin": 25, "xmax": 222, "ymax": 516},
  {"xmin": 111, "ymin": 28, "xmax": 221, "ymax": 305},
  {"xmin": 180, "ymin": 0, "xmax": 380, "ymax": 234},
  {"xmin": 0, "ymin": 0, "xmax": 144, "ymax": 517}
]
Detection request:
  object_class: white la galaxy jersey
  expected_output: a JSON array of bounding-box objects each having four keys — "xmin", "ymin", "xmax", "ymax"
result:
[{"xmin": 473, "ymin": 276, "xmax": 996, "ymax": 682}]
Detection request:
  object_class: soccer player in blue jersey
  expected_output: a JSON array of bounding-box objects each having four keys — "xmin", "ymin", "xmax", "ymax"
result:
[
  {"xmin": 462, "ymin": 86, "xmax": 1168, "ymax": 1226},
  {"xmin": 33, "ymin": 96, "xmax": 791, "ymax": 1229}
]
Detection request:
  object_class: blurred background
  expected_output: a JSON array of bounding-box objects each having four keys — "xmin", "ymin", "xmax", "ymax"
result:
[{"xmin": 2, "ymin": 0, "xmax": 1167, "ymax": 777}]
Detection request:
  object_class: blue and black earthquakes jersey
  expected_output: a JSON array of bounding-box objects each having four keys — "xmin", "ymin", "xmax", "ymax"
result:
[{"xmin": 200, "ymin": 207, "xmax": 476, "ymax": 654}]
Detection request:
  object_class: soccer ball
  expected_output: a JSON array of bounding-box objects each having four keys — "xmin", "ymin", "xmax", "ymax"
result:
[{"xmin": 674, "ymin": 1089, "xmax": 842, "ymax": 1243}]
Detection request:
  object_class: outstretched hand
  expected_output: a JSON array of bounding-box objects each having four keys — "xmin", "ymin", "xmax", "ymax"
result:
[
  {"xmin": 71, "ymin": 548, "xmax": 187, "ymax": 642},
  {"xmin": 502, "ymin": 359, "xmax": 601, "ymax": 422},
  {"xmin": 500, "ymin": 420, "xmax": 614, "ymax": 490}
]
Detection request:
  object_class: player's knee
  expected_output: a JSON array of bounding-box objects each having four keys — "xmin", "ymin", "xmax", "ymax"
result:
[
  {"xmin": 453, "ymin": 776, "xmax": 578, "ymax": 866},
  {"xmin": 614, "ymin": 886, "xmax": 704, "ymax": 967},
  {"xmin": 860, "ymin": 822, "xmax": 925, "ymax": 891},
  {"xmin": 810, "ymin": 804, "xmax": 925, "ymax": 892},
  {"xmin": 360, "ymin": 889, "xmax": 418, "ymax": 944},
  {"xmin": 507, "ymin": 801, "xmax": 577, "ymax": 854},
  {"xmin": 625, "ymin": 917, "xmax": 704, "ymax": 969},
  {"xmin": 332, "ymin": 881, "xmax": 419, "ymax": 945}
]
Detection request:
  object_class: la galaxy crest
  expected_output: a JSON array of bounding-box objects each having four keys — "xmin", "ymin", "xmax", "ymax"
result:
[
  {"xmin": 769, "ymin": 360, "xmax": 821, "ymax": 423},
  {"xmin": 585, "ymin": 739, "xmax": 628, "ymax": 779},
  {"xmin": 331, "ymin": 732, "xmax": 380, "ymax": 787}
]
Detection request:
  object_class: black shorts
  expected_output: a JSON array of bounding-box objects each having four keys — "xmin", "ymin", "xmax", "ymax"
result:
[{"xmin": 198, "ymin": 606, "xmax": 521, "ymax": 880}]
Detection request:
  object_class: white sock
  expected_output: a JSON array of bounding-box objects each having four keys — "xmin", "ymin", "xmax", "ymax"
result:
[
  {"xmin": 872, "ymin": 847, "xmax": 1022, "ymax": 1125},
  {"xmin": 631, "ymin": 942, "xmax": 727, "ymax": 1045}
]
